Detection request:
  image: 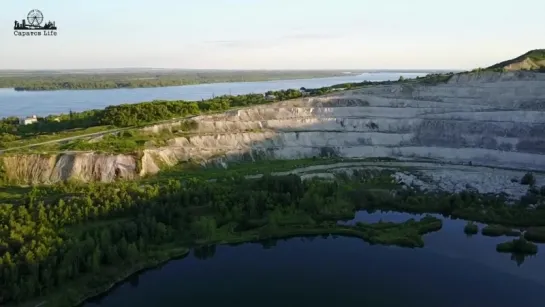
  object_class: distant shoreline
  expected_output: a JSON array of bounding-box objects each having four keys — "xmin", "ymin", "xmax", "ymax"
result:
[
  {"xmin": 0, "ymin": 69, "xmax": 458, "ymax": 92},
  {"xmin": 0, "ymin": 71, "xmax": 361, "ymax": 92},
  {"xmin": 0, "ymin": 71, "xmax": 437, "ymax": 93},
  {"xmin": 0, "ymin": 68, "xmax": 458, "ymax": 75}
]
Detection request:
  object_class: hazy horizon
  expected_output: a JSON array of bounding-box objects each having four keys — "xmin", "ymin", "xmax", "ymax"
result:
[
  {"xmin": 0, "ymin": 68, "xmax": 460, "ymax": 72},
  {"xmin": 1, "ymin": 0, "xmax": 543, "ymax": 70}
]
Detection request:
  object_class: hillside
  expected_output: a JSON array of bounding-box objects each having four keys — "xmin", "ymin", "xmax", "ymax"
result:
[
  {"xmin": 2, "ymin": 70, "xmax": 545, "ymax": 201},
  {"xmin": 487, "ymin": 49, "xmax": 545, "ymax": 71}
]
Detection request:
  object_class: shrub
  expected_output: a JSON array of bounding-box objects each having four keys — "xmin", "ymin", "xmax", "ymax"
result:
[
  {"xmin": 520, "ymin": 192, "xmax": 539, "ymax": 206},
  {"xmin": 464, "ymin": 222, "xmax": 478, "ymax": 235},
  {"xmin": 521, "ymin": 172, "xmax": 536, "ymax": 186},
  {"xmin": 482, "ymin": 225, "xmax": 520, "ymax": 237},
  {"xmin": 496, "ymin": 237, "xmax": 538, "ymax": 254},
  {"xmin": 524, "ymin": 227, "xmax": 545, "ymax": 243}
]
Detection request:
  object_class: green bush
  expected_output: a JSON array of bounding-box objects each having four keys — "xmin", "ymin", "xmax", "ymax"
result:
[
  {"xmin": 482, "ymin": 225, "xmax": 520, "ymax": 237},
  {"xmin": 496, "ymin": 238, "xmax": 538, "ymax": 254},
  {"xmin": 521, "ymin": 172, "xmax": 536, "ymax": 186},
  {"xmin": 524, "ymin": 227, "xmax": 545, "ymax": 243},
  {"xmin": 464, "ymin": 222, "xmax": 478, "ymax": 235}
]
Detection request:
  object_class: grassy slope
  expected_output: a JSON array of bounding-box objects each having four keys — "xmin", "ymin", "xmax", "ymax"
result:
[{"xmin": 487, "ymin": 49, "xmax": 545, "ymax": 70}]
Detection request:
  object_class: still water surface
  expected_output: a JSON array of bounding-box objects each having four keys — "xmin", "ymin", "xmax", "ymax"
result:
[
  {"xmin": 0, "ymin": 73, "xmax": 426, "ymax": 118},
  {"xmin": 85, "ymin": 211, "xmax": 545, "ymax": 307}
]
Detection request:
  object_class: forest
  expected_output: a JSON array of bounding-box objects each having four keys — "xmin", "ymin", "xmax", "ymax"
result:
[
  {"xmin": 0, "ymin": 70, "xmax": 353, "ymax": 91},
  {"xmin": 1, "ymin": 167, "xmax": 545, "ymax": 306}
]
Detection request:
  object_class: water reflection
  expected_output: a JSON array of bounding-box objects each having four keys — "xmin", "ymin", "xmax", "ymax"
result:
[
  {"xmin": 511, "ymin": 253, "xmax": 529, "ymax": 267},
  {"xmin": 128, "ymin": 274, "xmax": 140, "ymax": 288},
  {"xmin": 85, "ymin": 210, "xmax": 545, "ymax": 307},
  {"xmin": 261, "ymin": 238, "xmax": 278, "ymax": 249},
  {"xmin": 193, "ymin": 245, "xmax": 217, "ymax": 260},
  {"xmin": 347, "ymin": 210, "xmax": 545, "ymax": 281}
]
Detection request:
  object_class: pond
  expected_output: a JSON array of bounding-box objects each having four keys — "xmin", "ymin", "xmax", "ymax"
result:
[{"xmin": 84, "ymin": 211, "xmax": 545, "ymax": 307}]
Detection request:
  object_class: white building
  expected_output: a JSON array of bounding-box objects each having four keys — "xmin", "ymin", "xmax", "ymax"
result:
[{"xmin": 20, "ymin": 115, "xmax": 38, "ymax": 125}]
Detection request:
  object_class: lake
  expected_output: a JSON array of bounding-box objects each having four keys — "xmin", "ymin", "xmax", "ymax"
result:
[
  {"xmin": 84, "ymin": 211, "xmax": 545, "ymax": 307},
  {"xmin": 0, "ymin": 72, "xmax": 427, "ymax": 118}
]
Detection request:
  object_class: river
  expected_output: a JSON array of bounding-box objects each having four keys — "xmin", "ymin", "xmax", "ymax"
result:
[
  {"xmin": 84, "ymin": 211, "xmax": 545, "ymax": 307},
  {"xmin": 0, "ymin": 72, "xmax": 427, "ymax": 118}
]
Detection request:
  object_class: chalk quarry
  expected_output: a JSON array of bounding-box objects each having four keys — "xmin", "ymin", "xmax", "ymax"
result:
[{"xmin": 3, "ymin": 70, "xmax": 545, "ymax": 197}]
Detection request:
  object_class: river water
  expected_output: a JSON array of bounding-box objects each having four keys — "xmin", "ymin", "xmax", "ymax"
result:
[
  {"xmin": 85, "ymin": 211, "xmax": 545, "ymax": 307},
  {"xmin": 0, "ymin": 72, "xmax": 426, "ymax": 118}
]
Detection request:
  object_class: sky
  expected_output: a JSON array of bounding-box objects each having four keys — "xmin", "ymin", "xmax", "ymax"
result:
[{"xmin": 0, "ymin": 0, "xmax": 544, "ymax": 70}]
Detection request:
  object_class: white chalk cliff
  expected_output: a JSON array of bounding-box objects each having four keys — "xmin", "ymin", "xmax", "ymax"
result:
[{"xmin": 4, "ymin": 70, "xmax": 545, "ymax": 184}]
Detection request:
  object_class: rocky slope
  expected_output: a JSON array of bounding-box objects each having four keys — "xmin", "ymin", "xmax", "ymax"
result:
[{"xmin": 3, "ymin": 70, "xmax": 545, "ymax": 184}]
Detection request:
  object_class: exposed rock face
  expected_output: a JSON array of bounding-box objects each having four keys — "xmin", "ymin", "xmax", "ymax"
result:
[
  {"xmin": 3, "ymin": 71, "xmax": 545, "ymax": 184},
  {"xmin": 2, "ymin": 153, "xmax": 137, "ymax": 184}
]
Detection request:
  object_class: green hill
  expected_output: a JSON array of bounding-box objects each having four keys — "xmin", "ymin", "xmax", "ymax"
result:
[{"xmin": 487, "ymin": 49, "xmax": 545, "ymax": 71}]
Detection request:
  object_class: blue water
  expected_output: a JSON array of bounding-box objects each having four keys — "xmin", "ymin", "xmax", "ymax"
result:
[
  {"xmin": 0, "ymin": 72, "xmax": 426, "ymax": 118},
  {"xmin": 85, "ymin": 211, "xmax": 545, "ymax": 307}
]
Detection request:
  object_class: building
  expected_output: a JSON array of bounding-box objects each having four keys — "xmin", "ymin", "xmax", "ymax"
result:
[
  {"xmin": 20, "ymin": 115, "xmax": 38, "ymax": 125},
  {"xmin": 265, "ymin": 94, "xmax": 276, "ymax": 101}
]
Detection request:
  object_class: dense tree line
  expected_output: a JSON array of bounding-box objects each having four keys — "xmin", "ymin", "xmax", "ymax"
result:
[
  {"xmin": 95, "ymin": 90, "xmax": 308, "ymax": 127},
  {"xmin": 0, "ymin": 71, "xmax": 349, "ymax": 91},
  {"xmin": 0, "ymin": 174, "xmax": 344, "ymax": 304}
]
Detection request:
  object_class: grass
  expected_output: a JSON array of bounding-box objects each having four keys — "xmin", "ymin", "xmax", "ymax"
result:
[
  {"xmin": 0, "ymin": 125, "xmax": 115, "ymax": 150},
  {"xmin": 481, "ymin": 225, "xmax": 520, "ymax": 237},
  {"xmin": 9, "ymin": 123, "xmax": 263, "ymax": 154},
  {"xmin": 200, "ymin": 214, "xmax": 443, "ymax": 249},
  {"xmin": 464, "ymin": 222, "xmax": 479, "ymax": 235},
  {"xmin": 0, "ymin": 186, "xmax": 31, "ymax": 202},
  {"xmin": 149, "ymin": 158, "xmax": 340, "ymax": 181},
  {"xmin": 487, "ymin": 49, "xmax": 545, "ymax": 71},
  {"xmin": 147, "ymin": 157, "xmax": 398, "ymax": 184}
]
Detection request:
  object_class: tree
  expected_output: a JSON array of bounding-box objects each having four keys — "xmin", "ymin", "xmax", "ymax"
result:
[
  {"xmin": 117, "ymin": 238, "xmax": 128, "ymax": 259},
  {"xmin": 191, "ymin": 217, "xmax": 216, "ymax": 240},
  {"xmin": 126, "ymin": 243, "xmax": 139, "ymax": 264},
  {"xmin": 91, "ymin": 248, "xmax": 101, "ymax": 272},
  {"xmin": 521, "ymin": 172, "xmax": 536, "ymax": 186}
]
